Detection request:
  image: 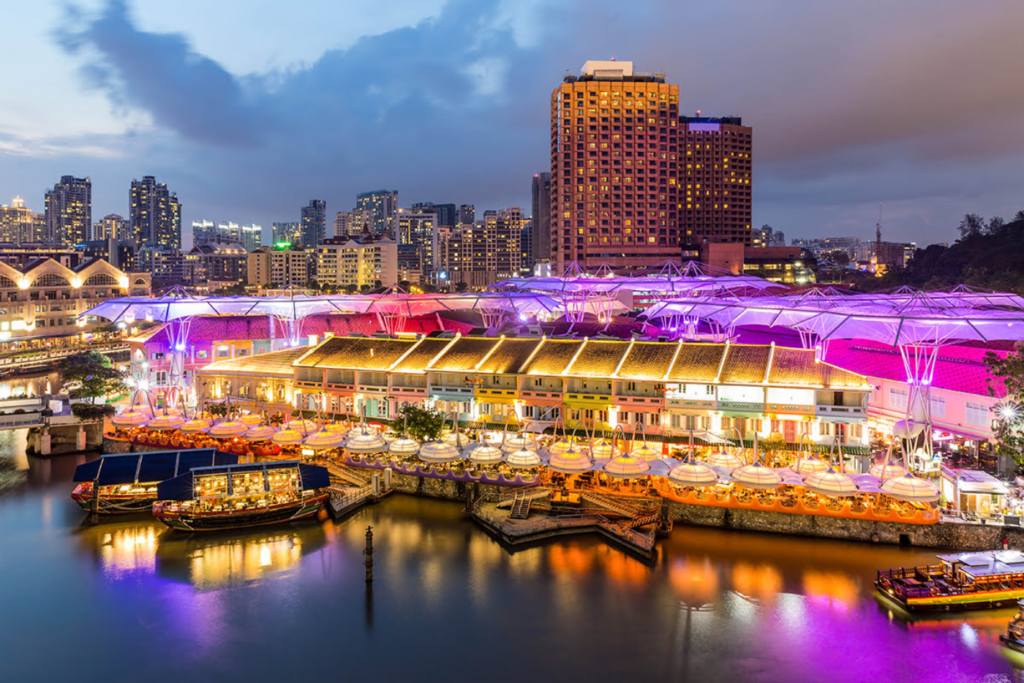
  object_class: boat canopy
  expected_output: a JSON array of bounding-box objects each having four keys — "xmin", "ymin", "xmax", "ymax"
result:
[
  {"xmin": 936, "ymin": 550, "xmax": 1024, "ymax": 578},
  {"xmin": 156, "ymin": 461, "xmax": 329, "ymax": 501},
  {"xmin": 73, "ymin": 448, "xmax": 238, "ymax": 485}
]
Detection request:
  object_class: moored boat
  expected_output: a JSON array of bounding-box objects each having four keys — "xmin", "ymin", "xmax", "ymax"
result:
[
  {"xmin": 1000, "ymin": 599, "xmax": 1024, "ymax": 653},
  {"xmin": 152, "ymin": 461, "xmax": 330, "ymax": 532},
  {"xmin": 876, "ymin": 550, "xmax": 1024, "ymax": 612},
  {"xmin": 72, "ymin": 448, "xmax": 238, "ymax": 515}
]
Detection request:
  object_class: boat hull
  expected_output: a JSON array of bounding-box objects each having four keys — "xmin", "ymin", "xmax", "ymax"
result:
[
  {"xmin": 876, "ymin": 582, "xmax": 1024, "ymax": 612},
  {"xmin": 1001, "ymin": 635, "xmax": 1024, "ymax": 653},
  {"xmin": 71, "ymin": 485, "xmax": 156, "ymax": 515},
  {"xmin": 154, "ymin": 494, "xmax": 328, "ymax": 532}
]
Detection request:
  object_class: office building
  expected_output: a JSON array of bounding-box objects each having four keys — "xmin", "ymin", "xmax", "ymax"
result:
[
  {"xmin": 94, "ymin": 214, "xmax": 130, "ymax": 241},
  {"xmin": 44, "ymin": 175, "xmax": 92, "ymax": 247},
  {"xmin": 531, "ymin": 172, "xmax": 551, "ymax": 271},
  {"xmin": 300, "ymin": 200, "xmax": 327, "ymax": 247},
  {"xmin": 412, "ymin": 202, "xmax": 456, "ymax": 229},
  {"xmin": 459, "ymin": 204, "xmax": 475, "ymax": 226},
  {"xmin": 129, "ymin": 175, "xmax": 181, "ymax": 249},
  {"xmin": 183, "ymin": 242, "xmax": 248, "ymax": 286},
  {"xmin": 550, "ymin": 61, "xmax": 680, "ymax": 271},
  {"xmin": 272, "ymin": 222, "xmax": 301, "ymax": 245},
  {"xmin": 333, "ymin": 209, "xmax": 371, "ymax": 239},
  {"xmin": 247, "ymin": 244, "xmax": 316, "ymax": 289},
  {"xmin": 439, "ymin": 207, "xmax": 522, "ymax": 289},
  {"xmin": 679, "ymin": 115, "xmax": 752, "ymax": 248},
  {"xmin": 0, "ymin": 197, "xmax": 35, "ymax": 243},
  {"xmin": 521, "ymin": 218, "xmax": 535, "ymax": 276},
  {"xmin": 137, "ymin": 247, "xmax": 185, "ymax": 284},
  {"xmin": 316, "ymin": 235, "xmax": 398, "ymax": 291},
  {"xmin": 356, "ymin": 190, "xmax": 398, "ymax": 238},
  {"xmin": 240, "ymin": 224, "xmax": 262, "ymax": 252}
]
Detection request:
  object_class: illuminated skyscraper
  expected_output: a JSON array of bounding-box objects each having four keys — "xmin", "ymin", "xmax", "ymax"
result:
[
  {"xmin": 45, "ymin": 175, "xmax": 92, "ymax": 246},
  {"xmin": 129, "ymin": 175, "xmax": 181, "ymax": 249},
  {"xmin": 355, "ymin": 190, "xmax": 398, "ymax": 237},
  {"xmin": 300, "ymin": 199, "xmax": 327, "ymax": 247},
  {"xmin": 531, "ymin": 172, "xmax": 551, "ymax": 270},
  {"xmin": 679, "ymin": 115, "xmax": 752, "ymax": 248},
  {"xmin": 94, "ymin": 213, "xmax": 130, "ymax": 241},
  {"xmin": 550, "ymin": 60, "xmax": 679, "ymax": 272},
  {"xmin": 0, "ymin": 197, "xmax": 35, "ymax": 243}
]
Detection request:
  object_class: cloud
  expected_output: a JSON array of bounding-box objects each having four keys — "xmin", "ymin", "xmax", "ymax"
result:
[{"xmin": 45, "ymin": 0, "xmax": 1024, "ymax": 246}]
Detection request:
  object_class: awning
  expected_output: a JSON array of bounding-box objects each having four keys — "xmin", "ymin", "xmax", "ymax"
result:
[{"xmin": 73, "ymin": 448, "xmax": 238, "ymax": 485}]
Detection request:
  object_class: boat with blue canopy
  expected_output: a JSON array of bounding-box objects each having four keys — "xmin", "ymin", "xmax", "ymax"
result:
[
  {"xmin": 152, "ymin": 461, "xmax": 330, "ymax": 532},
  {"xmin": 71, "ymin": 448, "xmax": 239, "ymax": 514}
]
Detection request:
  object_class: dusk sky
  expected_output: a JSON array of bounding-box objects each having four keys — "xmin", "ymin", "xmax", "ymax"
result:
[{"xmin": 2, "ymin": 0, "xmax": 1023, "ymax": 247}]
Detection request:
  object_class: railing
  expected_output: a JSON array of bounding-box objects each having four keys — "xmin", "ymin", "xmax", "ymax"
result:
[{"xmin": 329, "ymin": 484, "xmax": 373, "ymax": 512}]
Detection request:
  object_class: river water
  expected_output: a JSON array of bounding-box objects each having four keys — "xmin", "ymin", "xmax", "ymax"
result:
[{"xmin": 0, "ymin": 416, "xmax": 1021, "ymax": 681}]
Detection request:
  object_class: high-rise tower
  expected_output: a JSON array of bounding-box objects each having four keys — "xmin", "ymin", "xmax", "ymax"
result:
[
  {"xmin": 300, "ymin": 199, "xmax": 327, "ymax": 248},
  {"xmin": 130, "ymin": 176, "xmax": 181, "ymax": 249},
  {"xmin": 45, "ymin": 176, "xmax": 92, "ymax": 246},
  {"xmin": 550, "ymin": 60, "xmax": 679, "ymax": 272}
]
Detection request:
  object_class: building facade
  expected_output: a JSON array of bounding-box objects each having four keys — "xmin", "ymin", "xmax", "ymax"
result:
[
  {"xmin": 183, "ymin": 243, "xmax": 247, "ymax": 286},
  {"xmin": 272, "ymin": 222, "xmax": 301, "ymax": 245},
  {"xmin": 240, "ymin": 224, "xmax": 262, "ymax": 252},
  {"xmin": 44, "ymin": 176, "xmax": 92, "ymax": 247},
  {"xmin": 531, "ymin": 172, "xmax": 551, "ymax": 272},
  {"xmin": 679, "ymin": 116, "xmax": 752, "ymax": 249},
  {"xmin": 0, "ymin": 197, "xmax": 35, "ymax": 243},
  {"xmin": 247, "ymin": 245, "xmax": 316, "ymax": 289},
  {"xmin": 129, "ymin": 176, "xmax": 181, "ymax": 249},
  {"xmin": 315, "ymin": 236, "xmax": 398, "ymax": 291},
  {"xmin": 438, "ymin": 208, "xmax": 523, "ymax": 289},
  {"xmin": 94, "ymin": 214, "xmax": 130, "ymax": 241},
  {"xmin": 300, "ymin": 200, "xmax": 327, "ymax": 248},
  {"xmin": 355, "ymin": 190, "xmax": 398, "ymax": 238}
]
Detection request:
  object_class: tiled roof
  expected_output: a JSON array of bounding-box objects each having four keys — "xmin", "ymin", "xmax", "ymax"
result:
[
  {"xmin": 520, "ymin": 339, "xmax": 584, "ymax": 375},
  {"xmin": 767, "ymin": 347, "xmax": 866, "ymax": 389},
  {"xmin": 391, "ymin": 338, "xmax": 453, "ymax": 373},
  {"xmin": 295, "ymin": 336, "xmax": 417, "ymax": 370},
  {"xmin": 667, "ymin": 344, "xmax": 726, "ymax": 383},
  {"xmin": 566, "ymin": 340, "xmax": 627, "ymax": 377},
  {"xmin": 429, "ymin": 337, "xmax": 498, "ymax": 372},
  {"xmin": 719, "ymin": 345, "xmax": 771, "ymax": 384},
  {"xmin": 199, "ymin": 347, "xmax": 307, "ymax": 377},
  {"xmin": 616, "ymin": 341, "xmax": 679, "ymax": 381},
  {"xmin": 476, "ymin": 338, "xmax": 544, "ymax": 374},
  {"xmin": 824, "ymin": 340, "xmax": 1007, "ymax": 398}
]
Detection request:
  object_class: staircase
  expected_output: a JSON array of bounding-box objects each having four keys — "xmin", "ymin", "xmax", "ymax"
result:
[
  {"xmin": 509, "ymin": 490, "xmax": 532, "ymax": 520},
  {"xmin": 325, "ymin": 462, "xmax": 372, "ymax": 487},
  {"xmin": 625, "ymin": 512, "xmax": 660, "ymax": 529},
  {"xmin": 579, "ymin": 490, "xmax": 646, "ymax": 517}
]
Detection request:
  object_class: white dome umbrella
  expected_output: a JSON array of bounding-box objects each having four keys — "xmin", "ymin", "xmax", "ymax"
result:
[
  {"xmin": 590, "ymin": 438, "xmax": 614, "ymax": 459},
  {"xmin": 244, "ymin": 425, "xmax": 277, "ymax": 441},
  {"xmin": 506, "ymin": 447, "xmax": 542, "ymax": 468},
  {"xmin": 443, "ymin": 431, "xmax": 468, "ymax": 448},
  {"xmin": 179, "ymin": 418, "xmax": 212, "ymax": 433},
  {"xmin": 668, "ymin": 461, "xmax": 719, "ymax": 487},
  {"xmin": 603, "ymin": 426, "xmax": 652, "ymax": 478},
  {"xmin": 304, "ymin": 429, "xmax": 348, "ymax": 450},
  {"xmin": 708, "ymin": 427, "xmax": 749, "ymax": 469},
  {"xmin": 111, "ymin": 410, "xmax": 150, "ymax": 427},
  {"xmin": 208, "ymin": 420, "xmax": 248, "ymax": 438},
  {"xmin": 388, "ymin": 436, "xmax": 421, "ymax": 456},
  {"xmin": 501, "ymin": 432, "xmax": 539, "ymax": 453},
  {"xmin": 345, "ymin": 428, "xmax": 387, "ymax": 454},
  {"xmin": 548, "ymin": 442, "xmax": 594, "ymax": 473},
  {"xmin": 626, "ymin": 421, "xmax": 662, "ymax": 461},
  {"xmin": 869, "ymin": 462, "xmax": 908, "ymax": 479},
  {"xmin": 239, "ymin": 414, "xmax": 263, "ymax": 427},
  {"xmin": 466, "ymin": 442, "xmax": 505, "ymax": 464},
  {"xmin": 418, "ymin": 440, "xmax": 463, "ymax": 463},
  {"xmin": 802, "ymin": 468, "xmax": 858, "ymax": 497},
  {"xmin": 146, "ymin": 413, "xmax": 185, "ymax": 431},
  {"xmin": 272, "ymin": 427, "xmax": 306, "ymax": 445},
  {"xmin": 880, "ymin": 473, "xmax": 941, "ymax": 503},
  {"xmin": 730, "ymin": 462, "xmax": 783, "ymax": 490},
  {"xmin": 325, "ymin": 422, "xmax": 350, "ymax": 433},
  {"xmin": 790, "ymin": 436, "xmax": 828, "ymax": 475}
]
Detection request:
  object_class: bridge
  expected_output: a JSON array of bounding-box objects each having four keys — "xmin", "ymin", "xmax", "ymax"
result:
[{"xmin": 0, "ymin": 343, "xmax": 129, "ymax": 374}]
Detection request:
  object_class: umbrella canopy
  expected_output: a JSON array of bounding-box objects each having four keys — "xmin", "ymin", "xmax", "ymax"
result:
[
  {"xmin": 345, "ymin": 429, "xmax": 387, "ymax": 453},
  {"xmin": 179, "ymin": 418, "xmax": 212, "ymax": 433},
  {"xmin": 325, "ymin": 423, "xmax": 349, "ymax": 433},
  {"xmin": 208, "ymin": 420, "xmax": 248, "ymax": 437},
  {"xmin": 418, "ymin": 441, "xmax": 463, "ymax": 463},
  {"xmin": 239, "ymin": 414, "xmax": 263, "ymax": 426},
  {"xmin": 304, "ymin": 429, "xmax": 347, "ymax": 450},
  {"xmin": 146, "ymin": 414, "xmax": 184, "ymax": 431},
  {"xmin": 388, "ymin": 436, "xmax": 421, "ymax": 456},
  {"xmin": 731, "ymin": 462, "xmax": 783, "ymax": 490},
  {"xmin": 790, "ymin": 455, "xmax": 828, "ymax": 475},
  {"xmin": 604, "ymin": 455, "xmax": 652, "ymax": 477},
  {"xmin": 443, "ymin": 431, "xmax": 468, "ymax": 447},
  {"xmin": 880, "ymin": 473, "xmax": 940, "ymax": 502},
  {"xmin": 548, "ymin": 445, "xmax": 594, "ymax": 473},
  {"xmin": 869, "ymin": 462, "xmax": 909, "ymax": 479},
  {"xmin": 506, "ymin": 447, "xmax": 542, "ymax": 468},
  {"xmin": 501, "ymin": 434, "xmax": 538, "ymax": 453},
  {"xmin": 629, "ymin": 443, "xmax": 662, "ymax": 461},
  {"xmin": 466, "ymin": 442, "xmax": 505, "ymax": 464},
  {"xmin": 668, "ymin": 461, "xmax": 719, "ymax": 486},
  {"xmin": 590, "ymin": 439, "xmax": 614, "ymax": 459},
  {"xmin": 546, "ymin": 438, "xmax": 577, "ymax": 456},
  {"xmin": 244, "ymin": 425, "xmax": 278, "ymax": 441},
  {"xmin": 707, "ymin": 449, "xmax": 746, "ymax": 469},
  {"xmin": 802, "ymin": 468, "xmax": 858, "ymax": 497},
  {"xmin": 272, "ymin": 428, "xmax": 306, "ymax": 445},
  {"xmin": 111, "ymin": 410, "xmax": 150, "ymax": 427}
]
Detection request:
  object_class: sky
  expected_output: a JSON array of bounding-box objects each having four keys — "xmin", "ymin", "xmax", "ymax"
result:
[{"xmin": 2, "ymin": 0, "xmax": 1023, "ymax": 248}]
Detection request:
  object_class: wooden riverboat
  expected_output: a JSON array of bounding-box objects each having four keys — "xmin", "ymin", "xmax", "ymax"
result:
[
  {"xmin": 71, "ymin": 449, "xmax": 238, "ymax": 515},
  {"xmin": 1000, "ymin": 599, "xmax": 1024, "ymax": 653},
  {"xmin": 876, "ymin": 550, "xmax": 1024, "ymax": 612},
  {"xmin": 152, "ymin": 461, "xmax": 330, "ymax": 532}
]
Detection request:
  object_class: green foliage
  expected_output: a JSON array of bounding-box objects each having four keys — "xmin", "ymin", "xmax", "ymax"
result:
[
  {"xmin": 398, "ymin": 404, "xmax": 445, "ymax": 442},
  {"xmin": 984, "ymin": 348, "xmax": 1024, "ymax": 464},
  {"xmin": 207, "ymin": 403, "xmax": 228, "ymax": 417},
  {"xmin": 71, "ymin": 403, "xmax": 116, "ymax": 422},
  {"xmin": 758, "ymin": 436, "xmax": 789, "ymax": 466},
  {"xmin": 58, "ymin": 351, "xmax": 126, "ymax": 400}
]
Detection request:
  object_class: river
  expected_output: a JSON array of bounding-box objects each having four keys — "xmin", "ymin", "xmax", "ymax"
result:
[{"xmin": 0, "ymin": 424, "xmax": 1021, "ymax": 681}]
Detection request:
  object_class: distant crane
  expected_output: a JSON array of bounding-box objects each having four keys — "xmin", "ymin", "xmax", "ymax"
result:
[{"xmin": 874, "ymin": 203, "xmax": 883, "ymax": 274}]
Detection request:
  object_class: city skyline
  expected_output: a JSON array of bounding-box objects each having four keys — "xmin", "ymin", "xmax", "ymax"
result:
[{"xmin": 2, "ymin": 0, "xmax": 1024, "ymax": 247}]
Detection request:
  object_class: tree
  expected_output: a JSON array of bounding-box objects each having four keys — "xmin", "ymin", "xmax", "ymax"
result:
[
  {"xmin": 58, "ymin": 351, "xmax": 126, "ymax": 401},
  {"xmin": 398, "ymin": 404, "xmax": 445, "ymax": 442},
  {"xmin": 1015, "ymin": 210, "xmax": 1024, "ymax": 223},
  {"xmin": 985, "ymin": 216, "xmax": 1006, "ymax": 235},
  {"xmin": 71, "ymin": 403, "xmax": 116, "ymax": 421},
  {"xmin": 985, "ymin": 348, "xmax": 1024, "ymax": 464},
  {"xmin": 957, "ymin": 213, "xmax": 985, "ymax": 240},
  {"xmin": 455, "ymin": 281, "xmax": 469, "ymax": 293}
]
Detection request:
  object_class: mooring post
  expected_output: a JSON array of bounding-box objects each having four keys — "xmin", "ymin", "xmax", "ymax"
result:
[{"xmin": 364, "ymin": 525, "xmax": 374, "ymax": 583}]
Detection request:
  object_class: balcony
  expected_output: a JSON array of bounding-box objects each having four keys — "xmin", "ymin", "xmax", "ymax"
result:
[
  {"xmin": 666, "ymin": 397, "xmax": 716, "ymax": 410},
  {"xmin": 477, "ymin": 387, "xmax": 516, "ymax": 401},
  {"xmin": 615, "ymin": 394, "xmax": 665, "ymax": 409},
  {"xmin": 815, "ymin": 404, "xmax": 866, "ymax": 419}
]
